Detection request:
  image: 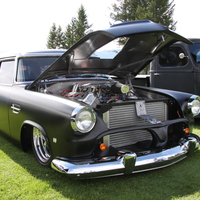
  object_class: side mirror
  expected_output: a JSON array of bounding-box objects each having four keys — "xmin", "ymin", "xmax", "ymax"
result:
[{"xmin": 179, "ymin": 53, "xmax": 188, "ymax": 59}]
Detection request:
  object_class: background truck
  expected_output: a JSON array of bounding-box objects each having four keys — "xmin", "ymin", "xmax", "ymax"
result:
[{"xmin": 134, "ymin": 39, "xmax": 200, "ymax": 95}]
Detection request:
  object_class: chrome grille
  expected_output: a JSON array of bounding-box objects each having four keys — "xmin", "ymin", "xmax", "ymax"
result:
[
  {"xmin": 103, "ymin": 101, "xmax": 167, "ymax": 148},
  {"xmin": 109, "ymin": 130, "xmax": 153, "ymax": 148}
]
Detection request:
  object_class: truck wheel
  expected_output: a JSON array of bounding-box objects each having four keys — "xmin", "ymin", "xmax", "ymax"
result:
[{"xmin": 32, "ymin": 127, "xmax": 52, "ymax": 167}]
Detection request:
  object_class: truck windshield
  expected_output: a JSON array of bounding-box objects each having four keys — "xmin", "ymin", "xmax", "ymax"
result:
[
  {"xmin": 189, "ymin": 43, "xmax": 200, "ymax": 63},
  {"xmin": 16, "ymin": 57, "xmax": 58, "ymax": 82}
]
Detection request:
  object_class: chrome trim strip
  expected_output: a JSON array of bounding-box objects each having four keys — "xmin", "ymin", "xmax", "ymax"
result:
[{"xmin": 51, "ymin": 137, "xmax": 199, "ymax": 179}]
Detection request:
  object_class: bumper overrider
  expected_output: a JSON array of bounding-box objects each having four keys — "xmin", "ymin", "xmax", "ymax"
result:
[{"xmin": 51, "ymin": 136, "xmax": 199, "ymax": 179}]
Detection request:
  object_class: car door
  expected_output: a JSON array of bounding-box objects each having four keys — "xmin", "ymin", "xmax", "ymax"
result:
[
  {"xmin": 0, "ymin": 59, "xmax": 15, "ymax": 135},
  {"xmin": 188, "ymin": 40, "xmax": 200, "ymax": 95},
  {"xmin": 150, "ymin": 44, "xmax": 195, "ymax": 94}
]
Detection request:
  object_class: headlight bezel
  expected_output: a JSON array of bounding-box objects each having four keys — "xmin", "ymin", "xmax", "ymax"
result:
[
  {"xmin": 188, "ymin": 95, "xmax": 200, "ymax": 116},
  {"xmin": 71, "ymin": 106, "xmax": 96, "ymax": 133}
]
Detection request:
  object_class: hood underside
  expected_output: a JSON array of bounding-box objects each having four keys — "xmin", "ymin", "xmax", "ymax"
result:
[{"xmin": 28, "ymin": 20, "xmax": 192, "ymax": 89}]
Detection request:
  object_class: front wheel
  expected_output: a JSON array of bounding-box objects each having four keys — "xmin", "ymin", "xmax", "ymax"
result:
[{"xmin": 32, "ymin": 127, "xmax": 52, "ymax": 167}]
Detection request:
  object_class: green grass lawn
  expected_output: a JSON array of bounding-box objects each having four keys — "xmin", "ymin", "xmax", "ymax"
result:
[{"xmin": 0, "ymin": 121, "xmax": 200, "ymax": 200}]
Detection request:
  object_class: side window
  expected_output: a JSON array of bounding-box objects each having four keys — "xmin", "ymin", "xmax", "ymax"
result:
[
  {"xmin": 16, "ymin": 57, "xmax": 58, "ymax": 82},
  {"xmin": 159, "ymin": 46, "xmax": 187, "ymax": 67},
  {"xmin": 189, "ymin": 43, "xmax": 200, "ymax": 63},
  {"xmin": 0, "ymin": 61, "xmax": 15, "ymax": 84}
]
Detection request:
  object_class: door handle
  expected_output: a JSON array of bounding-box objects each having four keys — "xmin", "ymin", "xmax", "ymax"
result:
[
  {"xmin": 154, "ymin": 73, "xmax": 160, "ymax": 76},
  {"xmin": 11, "ymin": 104, "xmax": 21, "ymax": 114}
]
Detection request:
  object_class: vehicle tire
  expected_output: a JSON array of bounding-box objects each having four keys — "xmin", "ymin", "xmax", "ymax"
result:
[{"xmin": 32, "ymin": 126, "xmax": 52, "ymax": 167}]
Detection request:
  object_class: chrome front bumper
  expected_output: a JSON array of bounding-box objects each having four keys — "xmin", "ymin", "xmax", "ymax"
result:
[{"xmin": 51, "ymin": 137, "xmax": 199, "ymax": 179}]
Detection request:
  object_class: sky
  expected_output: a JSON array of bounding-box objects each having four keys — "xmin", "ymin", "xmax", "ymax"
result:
[{"xmin": 0, "ymin": 0, "xmax": 199, "ymax": 54}]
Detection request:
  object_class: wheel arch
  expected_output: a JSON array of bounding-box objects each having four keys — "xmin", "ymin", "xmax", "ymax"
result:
[{"xmin": 20, "ymin": 120, "xmax": 48, "ymax": 152}]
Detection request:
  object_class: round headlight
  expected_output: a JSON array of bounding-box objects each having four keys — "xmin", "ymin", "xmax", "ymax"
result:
[
  {"xmin": 188, "ymin": 96, "xmax": 200, "ymax": 116},
  {"xmin": 71, "ymin": 106, "xmax": 96, "ymax": 133}
]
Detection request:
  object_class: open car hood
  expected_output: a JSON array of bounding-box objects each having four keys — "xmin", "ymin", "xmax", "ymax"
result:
[{"xmin": 28, "ymin": 20, "xmax": 192, "ymax": 89}]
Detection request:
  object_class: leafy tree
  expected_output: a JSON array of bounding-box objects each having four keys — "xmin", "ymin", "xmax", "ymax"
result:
[
  {"xmin": 110, "ymin": 0, "xmax": 176, "ymax": 30},
  {"xmin": 110, "ymin": 0, "xmax": 177, "ymax": 74}
]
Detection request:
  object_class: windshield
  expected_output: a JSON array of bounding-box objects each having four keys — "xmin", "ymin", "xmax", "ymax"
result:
[
  {"xmin": 189, "ymin": 43, "xmax": 200, "ymax": 63},
  {"xmin": 16, "ymin": 57, "xmax": 59, "ymax": 82},
  {"xmin": 91, "ymin": 38, "xmax": 121, "ymax": 59}
]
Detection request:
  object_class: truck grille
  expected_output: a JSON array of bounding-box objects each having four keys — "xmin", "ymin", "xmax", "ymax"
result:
[{"xmin": 103, "ymin": 101, "xmax": 167, "ymax": 148}]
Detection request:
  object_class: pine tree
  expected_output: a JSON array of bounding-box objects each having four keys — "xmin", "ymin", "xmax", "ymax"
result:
[
  {"xmin": 47, "ymin": 5, "xmax": 91, "ymax": 49},
  {"xmin": 76, "ymin": 5, "xmax": 92, "ymax": 38},
  {"xmin": 110, "ymin": 0, "xmax": 176, "ymax": 30},
  {"xmin": 46, "ymin": 24, "xmax": 65, "ymax": 49},
  {"xmin": 46, "ymin": 23, "xmax": 58, "ymax": 49},
  {"xmin": 64, "ymin": 18, "xmax": 78, "ymax": 49},
  {"xmin": 56, "ymin": 25, "xmax": 65, "ymax": 49},
  {"xmin": 64, "ymin": 5, "xmax": 92, "ymax": 49}
]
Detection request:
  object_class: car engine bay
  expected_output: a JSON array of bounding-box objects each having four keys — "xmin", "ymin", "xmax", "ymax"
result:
[{"xmin": 38, "ymin": 77, "xmax": 140, "ymax": 107}]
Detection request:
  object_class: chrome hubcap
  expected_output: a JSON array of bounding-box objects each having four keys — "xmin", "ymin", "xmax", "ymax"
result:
[{"xmin": 33, "ymin": 127, "xmax": 51, "ymax": 163}]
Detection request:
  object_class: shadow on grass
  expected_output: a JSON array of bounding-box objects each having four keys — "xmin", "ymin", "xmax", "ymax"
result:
[{"xmin": 0, "ymin": 132, "xmax": 200, "ymax": 200}]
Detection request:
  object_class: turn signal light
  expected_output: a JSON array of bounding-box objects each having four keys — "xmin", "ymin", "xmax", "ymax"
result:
[
  {"xmin": 184, "ymin": 128, "xmax": 190, "ymax": 134},
  {"xmin": 99, "ymin": 143, "xmax": 107, "ymax": 151}
]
